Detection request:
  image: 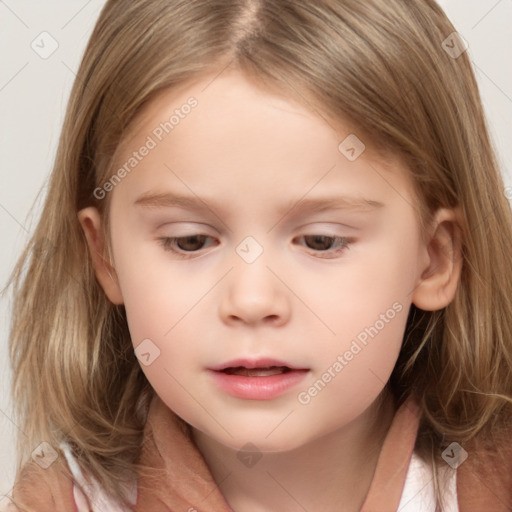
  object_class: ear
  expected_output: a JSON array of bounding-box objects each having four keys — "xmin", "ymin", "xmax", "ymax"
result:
[
  {"xmin": 77, "ymin": 207, "xmax": 124, "ymax": 305},
  {"xmin": 411, "ymin": 208, "xmax": 463, "ymax": 311}
]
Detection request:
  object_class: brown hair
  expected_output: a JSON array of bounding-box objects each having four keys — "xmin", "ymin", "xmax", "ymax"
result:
[{"xmin": 5, "ymin": 0, "xmax": 512, "ymax": 509}]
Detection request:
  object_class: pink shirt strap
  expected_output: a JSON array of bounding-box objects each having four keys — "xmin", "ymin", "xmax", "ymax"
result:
[
  {"xmin": 136, "ymin": 394, "xmax": 233, "ymax": 511},
  {"xmin": 360, "ymin": 395, "xmax": 421, "ymax": 512}
]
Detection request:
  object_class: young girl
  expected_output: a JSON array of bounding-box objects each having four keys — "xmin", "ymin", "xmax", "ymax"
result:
[{"xmin": 4, "ymin": 0, "xmax": 512, "ymax": 511}]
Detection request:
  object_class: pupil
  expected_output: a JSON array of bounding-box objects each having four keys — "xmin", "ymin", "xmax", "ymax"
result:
[
  {"xmin": 179, "ymin": 235, "xmax": 206, "ymax": 251},
  {"xmin": 306, "ymin": 235, "xmax": 331, "ymax": 250}
]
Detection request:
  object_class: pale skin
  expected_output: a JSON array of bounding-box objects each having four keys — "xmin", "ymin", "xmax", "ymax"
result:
[{"xmin": 79, "ymin": 68, "xmax": 462, "ymax": 512}]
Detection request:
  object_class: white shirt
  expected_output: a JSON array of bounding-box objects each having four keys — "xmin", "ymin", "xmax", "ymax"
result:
[{"xmin": 398, "ymin": 451, "xmax": 459, "ymax": 511}]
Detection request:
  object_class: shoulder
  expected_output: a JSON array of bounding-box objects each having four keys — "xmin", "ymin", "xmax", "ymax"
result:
[
  {"xmin": 7, "ymin": 446, "xmax": 135, "ymax": 512},
  {"xmin": 62, "ymin": 444, "xmax": 137, "ymax": 511},
  {"xmin": 8, "ymin": 454, "xmax": 77, "ymax": 512},
  {"xmin": 401, "ymin": 428, "xmax": 512, "ymax": 511},
  {"xmin": 457, "ymin": 425, "xmax": 512, "ymax": 511}
]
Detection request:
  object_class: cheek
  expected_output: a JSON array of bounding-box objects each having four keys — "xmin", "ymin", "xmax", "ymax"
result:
[
  {"xmin": 111, "ymin": 227, "xmax": 200, "ymax": 341},
  {"xmin": 111, "ymin": 235, "xmax": 211, "ymax": 396},
  {"xmin": 301, "ymin": 226, "xmax": 420, "ymax": 405},
  {"xmin": 312, "ymin": 225, "xmax": 420, "ymax": 342},
  {"xmin": 291, "ymin": 303, "xmax": 409, "ymax": 445},
  {"xmin": 115, "ymin": 261, "xmax": 205, "ymax": 413}
]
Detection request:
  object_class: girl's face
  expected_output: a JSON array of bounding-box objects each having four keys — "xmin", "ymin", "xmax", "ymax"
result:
[{"xmin": 98, "ymin": 70, "xmax": 433, "ymax": 451}]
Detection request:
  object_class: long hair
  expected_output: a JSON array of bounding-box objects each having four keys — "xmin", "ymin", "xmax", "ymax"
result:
[{"xmin": 5, "ymin": 0, "xmax": 512, "ymax": 508}]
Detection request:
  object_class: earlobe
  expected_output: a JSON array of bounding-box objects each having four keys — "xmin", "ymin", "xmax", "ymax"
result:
[
  {"xmin": 77, "ymin": 207, "xmax": 124, "ymax": 305},
  {"xmin": 412, "ymin": 208, "xmax": 463, "ymax": 311}
]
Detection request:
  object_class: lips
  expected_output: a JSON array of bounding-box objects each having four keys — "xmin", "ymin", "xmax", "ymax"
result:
[{"xmin": 207, "ymin": 358, "xmax": 309, "ymax": 400}]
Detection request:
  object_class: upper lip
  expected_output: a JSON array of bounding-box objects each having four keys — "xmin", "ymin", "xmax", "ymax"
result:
[{"xmin": 209, "ymin": 358, "xmax": 308, "ymax": 371}]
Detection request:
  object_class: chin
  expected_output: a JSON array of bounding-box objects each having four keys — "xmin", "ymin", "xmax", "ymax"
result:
[{"xmin": 195, "ymin": 421, "xmax": 320, "ymax": 454}]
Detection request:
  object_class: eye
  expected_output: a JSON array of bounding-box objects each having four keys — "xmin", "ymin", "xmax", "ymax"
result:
[
  {"xmin": 295, "ymin": 234, "xmax": 352, "ymax": 258},
  {"xmin": 157, "ymin": 233, "xmax": 353, "ymax": 259},
  {"xmin": 158, "ymin": 234, "xmax": 216, "ymax": 258}
]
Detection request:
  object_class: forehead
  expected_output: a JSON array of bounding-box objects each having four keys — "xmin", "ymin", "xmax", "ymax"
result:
[
  {"xmin": 117, "ymin": 68, "xmax": 398, "ymax": 164},
  {"xmin": 109, "ymin": 69, "xmax": 418, "ymax": 219}
]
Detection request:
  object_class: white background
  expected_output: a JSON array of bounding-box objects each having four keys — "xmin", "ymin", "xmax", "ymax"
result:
[{"xmin": 1, "ymin": 0, "xmax": 511, "ymax": 496}]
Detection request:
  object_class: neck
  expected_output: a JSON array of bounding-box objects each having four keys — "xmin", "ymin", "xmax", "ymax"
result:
[{"xmin": 191, "ymin": 388, "xmax": 396, "ymax": 512}]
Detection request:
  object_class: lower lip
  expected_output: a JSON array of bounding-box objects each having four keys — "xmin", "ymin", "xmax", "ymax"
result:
[{"xmin": 207, "ymin": 369, "xmax": 309, "ymax": 400}]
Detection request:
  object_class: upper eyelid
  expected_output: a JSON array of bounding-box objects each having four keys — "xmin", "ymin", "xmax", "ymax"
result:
[
  {"xmin": 141, "ymin": 207, "xmax": 371, "ymax": 234},
  {"xmin": 155, "ymin": 220, "xmax": 360, "ymax": 232}
]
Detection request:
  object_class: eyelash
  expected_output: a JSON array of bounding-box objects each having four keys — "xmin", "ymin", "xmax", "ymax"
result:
[{"xmin": 157, "ymin": 234, "xmax": 353, "ymax": 259}]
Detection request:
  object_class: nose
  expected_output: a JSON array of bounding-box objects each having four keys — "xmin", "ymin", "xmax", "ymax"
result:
[{"xmin": 218, "ymin": 252, "xmax": 290, "ymax": 327}]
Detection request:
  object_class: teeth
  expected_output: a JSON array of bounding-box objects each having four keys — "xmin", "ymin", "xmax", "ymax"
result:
[{"xmin": 224, "ymin": 366, "xmax": 288, "ymax": 377}]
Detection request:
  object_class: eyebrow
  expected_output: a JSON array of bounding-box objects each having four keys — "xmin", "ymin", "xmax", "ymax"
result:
[{"xmin": 133, "ymin": 190, "xmax": 385, "ymax": 215}]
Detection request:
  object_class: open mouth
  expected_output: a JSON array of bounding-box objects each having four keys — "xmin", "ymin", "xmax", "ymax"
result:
[{"xmin": 221, "ymin": 366, "xmax": 292, "ymax": 377}]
